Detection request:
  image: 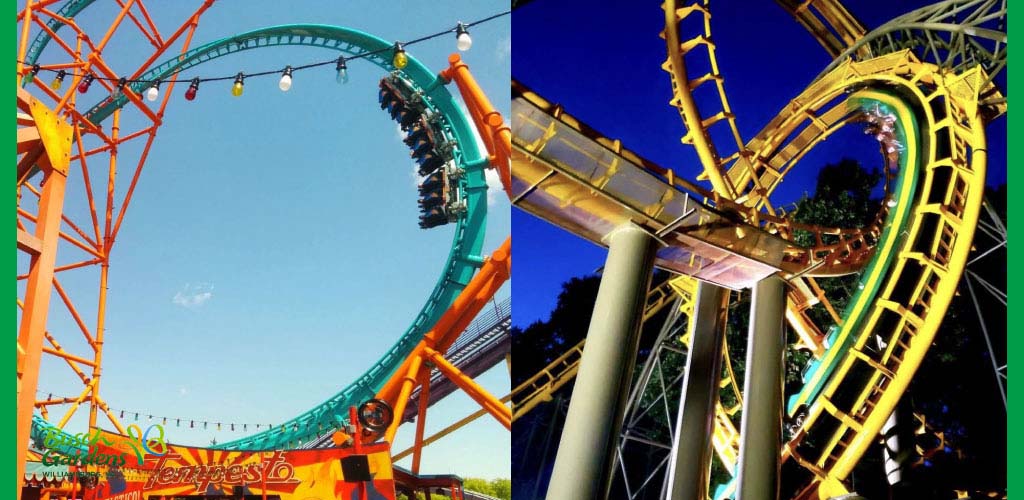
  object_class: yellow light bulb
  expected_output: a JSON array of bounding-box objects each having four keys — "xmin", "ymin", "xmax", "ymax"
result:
[
  {"xmin": 393, "ymin": 51, "xmax": 408, "ymax": 69},
  {"xmin": 50, "ymin": 71, "xmax": 66, "ymax": 90},
  {"xmin": 231, "ymin": 72, "xmax": 245, "ymax": 97}
]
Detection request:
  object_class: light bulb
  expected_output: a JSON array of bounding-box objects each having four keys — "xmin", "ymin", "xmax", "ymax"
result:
[
  {"xmin": 456, "ymin": 23, "xmax": 472, "ymax": 51},
  {"xmin": 886, "ymin": 198, "xmax": 898, "ymax": 208},
  {"xmin": 114, "ymin": 76, "xmax": 127, "ymax": 98},
  {"xmin": 392, "ymin": 43, "xmax": 408, "ymax": 69},
  {"xmin": 278, "ymin": 66, "xmax": 293, "ymax": 92},
  {"xmin": 232, "ymin": 72, "xmax": 244, "ymax": 97},
  {"xmin": 78, "ymin": 74, "xmax": 95, "ymax": 94},
  {"xmin": 335, "ymin": 56, "xmax": 349, "ymax": 84},
  {"xmin": 185, "ymin": 78, "xmax": 199, "ymax": 101},
  {"xmin": 50, "ymin": 70, "xmax": 66, "ymax": 90},
  {"xmin": 145, "ymin": 81, "xmax": 160, "ymax": 102}
]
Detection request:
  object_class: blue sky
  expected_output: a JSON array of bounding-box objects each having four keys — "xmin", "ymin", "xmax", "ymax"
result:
[
  {"xmin": 22, "ymin": 0, "xmax": 510, "ymax": 480},
  {"xmin": 511, "ymin": 0, "xmax": 1008, "ymax": 328}
]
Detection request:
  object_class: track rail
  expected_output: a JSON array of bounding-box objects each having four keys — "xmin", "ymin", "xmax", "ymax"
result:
[{"xmin": 25, "ymin": 23, "xmax": 490, "ymax": 452}]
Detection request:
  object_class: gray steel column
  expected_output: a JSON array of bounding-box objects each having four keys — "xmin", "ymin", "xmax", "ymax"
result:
[
  {"xmin": 881, "ymin": 408, "xmax": 902, "ymax": 485},
  {"xmin": 735, "ymin": 276, "xmax": 787, "ymax": 500},
  {"xmin": 545, "ymin": 224, "xmax": 657, "ymax": 500},
  {"xmin": 665, "ymin": 281, "xmax": 727, "ymax": 500}
]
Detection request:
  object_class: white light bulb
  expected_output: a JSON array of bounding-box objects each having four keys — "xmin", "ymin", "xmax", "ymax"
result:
[
  {"xmin": 457, "ymin": 32, "xmax": 473, "ymax": 51},
  {"xmin": 887, "ymin": 198, "xmax": 898, "ymax": 208},
  {"xmin": 279, "ymin": 74, "xmax": 292, "ymax": 92},
  {"xmin": 145, "ymin": 86, "xmax": 159, "ymax": 102}
]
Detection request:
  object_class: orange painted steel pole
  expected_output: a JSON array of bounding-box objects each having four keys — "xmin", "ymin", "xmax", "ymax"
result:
[
  {"xmin": 425, "ymin": 237, "xmax": 511, "ymax": 348},
  {"xmin": 16, "ymin": 169, "xmax": 67, "ymax": 500},
  {"xmin": 124, "ymin": 2, "xmax": 215, "ymax": 84},
  {"xmin": 384, "ymin": 354, "xmax": 424, "ymax": 445},
  {"xmin": 72, "ymin": 124, "xmax": 103, "ymax": 246},
  {"xmin": 17, "ymin": 90, "xmax": 72, "ymax": 498},
  {"xmin": 377, "ymin": 237, "xmax": 510, "ymax": 404},
  {"xmin": 53, "ymin": 277, "xmax": 98, "ymax": 347},
  {"xmin": 88, "ymin": 262, "xmax": 109, "ymax": 431},
  {"xmin": 93, "ymin": 0, "xmax": 136, "ymax": 52},
  {"xmin": 422, "ymin": 347, "xmax": 511, "ymax": 429},
  {"xmin": 132, "ymin": 0, "xmax": 165, "ymax": 45},
  {"xmin": 441, "ymin": 54, "xmax": 512, "ymax": 200},
  {"xmin": 17, "ymin": 0, "xmax": 34, "ymax": 77},
  {"xmin": 411, "ymin": 368, "xmax": 432, "ymax": 474}
]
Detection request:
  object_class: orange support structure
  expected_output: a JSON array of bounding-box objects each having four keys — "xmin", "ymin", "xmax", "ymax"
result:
[
  {"xmin": 441, "ymin": 54, "xmax": 512, "ymax": 201},
  {"xmin": 16, "ymin": 89, "xmax": 72, "ymax": 499},
  {"xmin": 370, "ymin": 236, "xmax": 511, "ymax": 456},
  {"xmin": 16, "ymin": 4, "xmax": 215, "ymax": 497}
]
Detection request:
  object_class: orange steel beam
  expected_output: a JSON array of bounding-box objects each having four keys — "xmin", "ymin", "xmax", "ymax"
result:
[
  {"xmin": 42, "ymin": 331, "xmax": 91, "ymax": 385},
  {"xmin": 16, "ymin": 258, "xmax": 102, "ymax": 280},
  {"xmin": 110, "ymin": 130, "xmax": 158, "ymax": 243},
  {"xmin": 17, "ymin": 0, "xmax": 34, "ymax": 76},
  {"xmin": 411, "ymin": 369, "xmax": 432, "ymax": 474},
  {"xmin": 17, "ymin": 5, "xmax": 213, "ymax": 492},
  {"xmin": 113, "ymin": 0, "xmax": 160, "ymax": 47},
  {"xmin": 392, "ymin": 393, "xmax": 513, "ymax": 462},
  {"xmin": 17, "ymin": 167, "xmax": 68, "ymax": 500},
  {"xmin": 74, "ymin": 124, "xmax": 103, "ymax": 244},
  {"xmin": 423, "ymin": 346, "xmax": 511, "ymax": 429},
  {"xmin": 15, "ymin": 0, "xmax": 63, "ymax": 20},
  {"xmin": 441, "ymin": 54, "xmax": 513, "ymax": 200},
  {"xmin": 52, "ymin": 278, "xmax": 97, "ymax": 348},
  {"xmin": 15, "ymin": 209, "xmax": 104, "ymax": 259},
  {"xmin": 384, "ymin": 356, "xmax": 425, "ymax": 445},
  {"xmin": 370, "ymin": 237, "xmax": 510, "ymax": 453},
  {"xmin": 132, "ymin": 0, "xmax": 165, "ymax": 45},
  {"xmin": 21, "ymin": 180, "xmax": 98, "ymax": 247},
  {"xmin": 17, "ymin": 87, "xmax": 72, "ymax": 498},
  {"xmin": 377, "ymin": 237, "xmax": 511, "ymax": 403}
]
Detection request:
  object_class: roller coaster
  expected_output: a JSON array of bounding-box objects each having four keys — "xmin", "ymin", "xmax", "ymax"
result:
[
  {"xmin": 16, "ymin": 2, "xmax": 511, "ymax": 499},
  {"xmin": 510, "ymin": 0, "xmax": 1005, "ymax": 499}
]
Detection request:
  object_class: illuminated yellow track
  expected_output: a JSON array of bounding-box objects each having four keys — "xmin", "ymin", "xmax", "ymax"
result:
[{"xmin": 665, "ymin": 48, "xmax": 997, "ymax": 498}]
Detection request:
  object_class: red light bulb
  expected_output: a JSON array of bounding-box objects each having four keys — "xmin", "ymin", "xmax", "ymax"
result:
[
  {"xmin": 185, "ymin": 78, "xmax": 199, "ymax": 101},
  {"xmin": 78, "ymin": 75, "xmax": 95, "ymax": 94}
]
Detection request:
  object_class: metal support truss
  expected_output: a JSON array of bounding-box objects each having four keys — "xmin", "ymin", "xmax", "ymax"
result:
[
  {"xmin": 610, "ymin": 299, "xmax": 691, "ymax": 499},
  {"xmin": 818, "ymin": 0, "xmax": 1007, "ymax": 108},
  {"xmin": 962, "ymin": 198, "xmax": 1006, "ymax": 410}
]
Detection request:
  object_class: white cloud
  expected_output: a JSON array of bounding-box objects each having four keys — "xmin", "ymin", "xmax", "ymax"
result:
[
  {"xmin": 179, "ymin": 387, "xmax": 188, "ymax": 396},
  {"xmin": 496, "ymin": 35, "xmax": 511, "ymax": 62},
  {"xmin": 485, "ymin": 167, "xmax": 506, "ymax": 207},
  {"xmin": 172, "ymin": 283, "xmax": 213, "ymax": 309}
]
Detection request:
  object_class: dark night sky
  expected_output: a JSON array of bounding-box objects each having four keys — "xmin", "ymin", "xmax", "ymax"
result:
[{"xmin": 511, "ymin": 0, "xmax": 1008, "ymax": 327}]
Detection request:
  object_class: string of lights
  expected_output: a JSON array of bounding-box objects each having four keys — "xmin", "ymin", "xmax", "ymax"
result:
[
  {"xmin": 35, "ymin": 389, "xmax": 295, "ymax": 433},
  {"xmin": 18, "ymin": 9, "xmax": 510, "ymax": 100}
]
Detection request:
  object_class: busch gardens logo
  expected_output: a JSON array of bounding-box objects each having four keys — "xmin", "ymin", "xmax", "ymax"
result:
[{"xmin": 39, "ymin": 424, "xmax": 168, "ymax": 467}]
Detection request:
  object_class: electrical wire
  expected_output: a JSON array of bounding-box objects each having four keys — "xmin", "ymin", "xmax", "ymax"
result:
[{"xmin": 17, "ymin": 9, "xmax": 511, "ymax": 86}]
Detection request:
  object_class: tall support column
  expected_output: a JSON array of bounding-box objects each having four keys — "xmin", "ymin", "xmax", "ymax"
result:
[
  {"xmin": 735, "ymin": 276, "xmax": 787, "ymax": 500},
  {"xmin": 881, "ymin": 407, "xmax": 902, "ymax": 486},
  {"xmin": 545, "ymin": 224, "xmax": 656, "ymax": 500},
  {"xmin": 17, "ymin": 168, "xmax": 68, "ymax": 500},
  {"xmin": 666, "ymin": 282, "xmax": 727, "ymax": 500}
]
